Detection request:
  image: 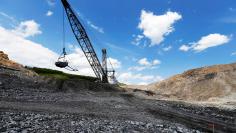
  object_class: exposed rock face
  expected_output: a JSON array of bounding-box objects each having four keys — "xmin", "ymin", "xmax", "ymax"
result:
[
  {"xmin": 0, "ymin": 51, "xmax": 37, "ymax": 77},
  {"xmin": 148, "ymin": 63, "xmax": 236, "ymax": 101},
  {"xmin": 0, "ymin": 51, "xmax": 9, "ymax": 60},
  {"xmin": 0, "ymin": 51, "xmax": 23, "ymax": 69}
]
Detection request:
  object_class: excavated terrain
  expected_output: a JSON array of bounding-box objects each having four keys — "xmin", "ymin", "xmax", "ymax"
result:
[
  {"xmin": 0, "ymin": 67, "xmax": 235, "ymax": 132},
  {"xmin": 148, "ymin": 63, "xmax": 236, "ymax": 102},
  {"xmin": 0, "ymin": 51, "xmax": 235, "ymax": 132},
  {"xmin": 125, "ymin": 62, "xmax": 236, "ymax": 110}
]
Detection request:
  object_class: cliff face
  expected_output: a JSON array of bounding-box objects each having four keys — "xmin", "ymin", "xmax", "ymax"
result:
[
  {"xmin": 0, "ymin": 51, "xmax": 37, "ymax": 77},
  {"xmin": 148, "ymin": 63, "xmax": 236, "ymax": 101},
  {"xmin": 0, "ymin": 51, "xmax": 23, "ymax": 70}
]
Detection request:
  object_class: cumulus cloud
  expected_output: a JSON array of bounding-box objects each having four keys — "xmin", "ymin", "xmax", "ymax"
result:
[
  {"xmin": 179, "ymin": 33, "xmax": 230, "ymax": 52},
  {"xmin": 118, "ymin": 72, "xmax": 163, "ymax": 85},
  {"xmin": 138, "ymin": 58, "xmax": 151, "ymax": 66},
  {"xmin": 107, "ymin": 57, "xmax": 121, "ymax": 69},
  {"xmin": 153, "ymin": 59, "xmax": 161, "ymax": 65},
  {"xmin": 0, "ymin": 23, "xmax": 95, "ymax": 77},
  {"xmin": 11, "ymin": 20, "xmax": 42, "ymax": 38},
  {"xmin": 138, "ymin": 58, "xmax": 160, "ymax": 66},
  {"xmin": 138, "ymin": 10, "xmax": 182, "ymax": 46},
  {"xmin": 87, "ymin": 20, "xmax": 104, "ymax": 33},
  {"xmin": 193, "ymin": 34, "xmax": 230, "ymax": 51},
  {"xmin": 46, "ymin": 11, "xmax": 53, "ymax": 17},
  {"xmin": 0, "ymin": 26, "xmax": 56, "ymax": 68},
  {"xmin": 179, "ymin": 45, "xmax": 191, "ymax": 52},
  {"xmin": 129, "ymin": 58, "xmax": 161, "ymax": 71},
  {"xmin": 131, "ymin": 34, "xmax": 144, "ymax": 46},
  {"xmin": 128, "ymin": 66, "xmax": 146, "ymax": 71}
]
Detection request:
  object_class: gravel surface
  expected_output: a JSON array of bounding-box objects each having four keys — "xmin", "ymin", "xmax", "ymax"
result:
[
  {"xmin": 0, "ymin": 67, "xmax": 234, "ymax": 132},
  {"xmin": 0, "ymin": 110, "xmax": 201, "ymax": 133},
  {"xmin": 159, "ymin": 100, "xmax": 236, "ymax": 124}
]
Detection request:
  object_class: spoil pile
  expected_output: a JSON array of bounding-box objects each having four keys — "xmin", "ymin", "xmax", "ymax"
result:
[
  {"xmin": 148, "ymin": 63, "xmax": 236, "ymax": 102},
  {"xmin": 0, "ymin": 51, "xmax": 37, "ymax": 77}
]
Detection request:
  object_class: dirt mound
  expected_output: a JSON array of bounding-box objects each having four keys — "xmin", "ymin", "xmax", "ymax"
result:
[
  {"xmin": 0, "ymin": 51, "xmax": 37, "ymax": 77},
  {"xmin": 147, "ymin": 63, "xmax": 236, "ymax": 102}
]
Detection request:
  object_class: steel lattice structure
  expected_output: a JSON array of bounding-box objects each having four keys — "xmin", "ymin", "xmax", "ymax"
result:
[{"xmin": 61, "ymin": 0, "xmax": 108, "ymax": 83}]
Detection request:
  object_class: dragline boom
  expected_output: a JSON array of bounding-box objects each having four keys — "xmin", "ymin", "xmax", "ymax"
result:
[{"xmin": 61, "ymin": 0, "xmax": 108, "ymax": 83}]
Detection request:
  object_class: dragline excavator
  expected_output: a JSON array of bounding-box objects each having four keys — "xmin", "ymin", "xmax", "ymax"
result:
[{"xmin": 55, "ymin": 0, "xmax": 117, "ymax": 83}]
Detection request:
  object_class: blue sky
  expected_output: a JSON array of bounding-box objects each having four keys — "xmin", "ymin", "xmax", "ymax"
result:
[{"xmin": 0, "ymin": 0, "xmax": 235, "ymax": 85}]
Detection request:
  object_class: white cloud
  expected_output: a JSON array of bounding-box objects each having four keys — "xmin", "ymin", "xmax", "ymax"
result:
[
  {"xmin": 46, "ymin": 11, "xmax": 53, "ymax": 17},
  {"xmin": 179, "ymin": 44, "xmax": 191, "ymax": 52},
  {"xmin": 87, "ymin": 21, "xmax": 104, "ymax": 33},
  {"xmin": 193, "ymin": 34, "xmax": 230, "ymax": 51},
  {"xmin": 163, "ymin": 46, "xmax": 172, "ymax": 51},
  {"xmin": 131, "ymin": 34, "xmax": 144, "ymax": 46},
  {"xmin": 138, "ymin": 58, "xmax": 160, "ymax": 66},
  {"xmin": 118, "ymin": 72, "xmax": 163, "ymax": 85},
  {"xmin": 0, "ymin": 23, "xmax": 95, "ymax": 77},
  {"xmin": 0, "ymin": 26, "xmax": 56, "ymax": 68},
  {"xmin": 107, "ymin": 57, "xmax": 121, "ymax": 69},
  {"xmin": 11, "ymin": 20, "xmax": 42, "ymax": 38},
  {"xmin": 179, "ymin": 33, "xmax": 230, "ymax": 52},
  {"xmin": 128, "ymin": 66, "xmax": 146, "ymax": 71},
  {"xmin": 46, "ymin": 0, "xmax": 55, "ymax": 6},
  {"xmin": 138, "ymin": 10, "xmax": 182, "ymax": 46},
  {"xmin": 129, "ymin": 58, "xmax": 160, "ymax": 71},
  {"xmin": 138, "ymin": 58, "xmax": 151, "ymax": 66},
  {"xmin": 153, "ymin": 59, "xmax": 161, "ymax": 65},
  {"xmin": 66, "ymin": 47, "xmax": 91, "ymax": 68}
]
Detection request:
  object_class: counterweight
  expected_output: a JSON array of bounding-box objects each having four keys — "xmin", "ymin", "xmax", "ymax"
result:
[{"xmin": 61, "ymin": 0, "xmax": 108, "ymax": 83}]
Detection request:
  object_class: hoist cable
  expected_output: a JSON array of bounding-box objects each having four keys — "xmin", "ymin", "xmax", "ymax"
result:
[
  {"xmin": 62, "ymin": 7, "xmax": 66, "ymax": 54},
  {"xmin": 65, "ymin": 66, "xmax": 78, "ymax": 71}
]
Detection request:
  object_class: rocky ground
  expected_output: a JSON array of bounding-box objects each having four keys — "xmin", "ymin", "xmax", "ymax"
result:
[
  {"xmin": 0, "ymin": 110, "xmax": 199, "ymax": 133},
  {"xmin": 125, "ymin": 62, "xmax": 236, "ymax": 110},
  {"xmin": 0, "ymin": 67, "xmax": 235, "ymax": 132}
]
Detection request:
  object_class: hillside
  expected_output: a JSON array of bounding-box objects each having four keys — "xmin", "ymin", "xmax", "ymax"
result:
[
  {"xmin": 0, "ymin": 51, "xmax": 22, "ymax": 69},
  {"xmin": 0, "ymin": 51, "xmax": 97, "ymax": 82},
  {"xmin": 123, "ymin": 62, "xmax": 236, "ymax": 109},
  {"xmin": 147, "ymin": 63, "xmax": 236, "ymax": 103},
  {"xmin": 0, "ymin": 51, "xmax": 38, "ymax": 77},
  {"xmin": 27, "ymin": 67, "xmax": 98, "ymax": 82}
]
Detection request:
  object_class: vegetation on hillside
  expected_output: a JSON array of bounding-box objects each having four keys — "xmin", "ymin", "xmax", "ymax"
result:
[
  {"xmin": 117, "ymin": 82, "xmax": 126, "ymax": 86},
  {"xmin": 27, "ymin": 67, "xmax": 97, "ymax": 82}
]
